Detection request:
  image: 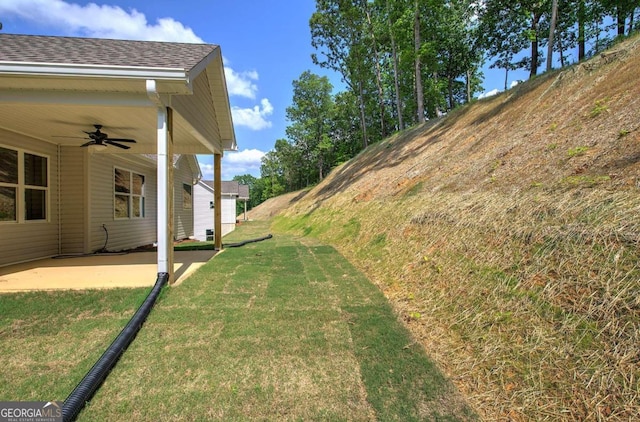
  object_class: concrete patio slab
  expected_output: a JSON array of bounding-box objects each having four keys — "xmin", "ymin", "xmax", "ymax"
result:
[{"xmin": 0, "ymin": 250, "xmax": 217, "ymax": 292}]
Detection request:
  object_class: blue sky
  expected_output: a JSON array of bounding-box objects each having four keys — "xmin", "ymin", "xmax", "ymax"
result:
[{"xmin": 0, "ymin": 0, "xmax": 528, "ymax": 180}]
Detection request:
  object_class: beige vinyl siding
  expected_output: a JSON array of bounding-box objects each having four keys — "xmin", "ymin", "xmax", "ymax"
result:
[
  {"xmin": 88, "ymin": 154, "xmax": 156, "ymax": 252},
  {"xmin": 59, "ymin": 146, "xmax": 87, "ymax": 254},
  {"xmin": 173, "ymin": 156, "xmax": 194, "ymax": 240},
  {"xmin": 172, "ymin": 72, "xmax": 222, "ymax": 152},
  {"xmin": 0, "ymin": 129, "xmax": 59, "ymax": 266}
]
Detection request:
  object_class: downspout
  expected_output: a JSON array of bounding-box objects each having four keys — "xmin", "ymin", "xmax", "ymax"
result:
[
  {"xmin": 57, "ymin": 144, "xmax": 62, "ymax": 255},
  {"xmin": 146, "ymin": 80, "xmax": 174, "ymax": 282}
]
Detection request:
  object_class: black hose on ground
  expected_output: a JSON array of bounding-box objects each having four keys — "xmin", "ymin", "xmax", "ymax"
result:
[
  {"xmin": 62, "ymin": 272, "xmax": 169, "ymax": 422},
  {"xmin": 222, "ymin": 233, "xmax": 273, "ymax": 248}
]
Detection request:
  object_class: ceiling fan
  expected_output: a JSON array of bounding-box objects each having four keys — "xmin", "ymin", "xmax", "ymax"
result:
[{"xmin": 77, "ymin": 124, "xmax": 137, "ymax": 150}]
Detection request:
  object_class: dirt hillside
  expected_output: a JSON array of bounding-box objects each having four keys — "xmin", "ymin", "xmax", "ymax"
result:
[{"xmin": 253, "ymin": 35, "xmax": 640, "ymax": 421}]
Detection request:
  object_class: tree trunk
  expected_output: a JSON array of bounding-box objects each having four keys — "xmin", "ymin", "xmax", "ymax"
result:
[
  {"xmin": 414, "ymin": 0, "xmax": 425, "ymax": 124},
  {"xmin": 547, "ymin": 0, "xmax": 558, "ymax": 72},
  {"xmin": 448, "ymin": 76, "xmax": 454, "ymax": 110},
  {"xmin": 558, "ymin": 32, "xmax": 565, "ymax": 67},
  {"xmin": 386, "ymin": 0, "xmax": 404, "ymax": 131},
  {"xmin": 391, "ymin": 35, "xmax": 404, "ymax": 130},
  {"xmin": 357, "ymin": 81, "xmax": 368, "ymax": 149},
  {"xmin": 578, "ymin": 0, "xmax": 585, "ymax": 60},
  {"xmin": 617, "ymin": 6, "xmax": 625, "ymax": 36},
  {"xmin": 504, "ymin": 67, "xmax": 508, "ymax": 91},
  {"xmin": 363, "ymin": 1, "xmax": 387, "ymax": 138},
  {"xmin": 530, "ymin": 13, "xmax": 541, "ymax": 78},
  {"xmin": 434, "ymin": 71, "xmax": 442, "ymax": 117},
  {"xmin": 466, "ymin": 69, "xmax": 471, "ymax": 103}
]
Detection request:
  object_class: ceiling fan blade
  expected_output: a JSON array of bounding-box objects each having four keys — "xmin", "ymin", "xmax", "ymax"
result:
[
  {"xmin": 81, "ymin": 141, "xmax": 96, "ymax": 147},
  {"xmin": 106, "ymin": 140, "xmax": 131, "ymax": 149},
  {"xmin": 106, "ymin": 138, "xmax": 136, "ymax": 143},
  {"xmin": 52, "ymin": 135, "xmax": 90, "ymax": 139}
]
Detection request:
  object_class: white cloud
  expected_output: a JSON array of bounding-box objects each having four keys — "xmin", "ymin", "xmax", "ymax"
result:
[
  {"xmin": 0, "ymin": 0, "xmax": 203, "ymax": 42},
  {"xmin": 198, "ymin": 149, "xmax": 265, "ymax": 180},
  {"xmin": 224, "ymin": 67, "xmax": 259, "ymax": 99},
  {"xmin": 510, "ymin": 80, "xmax": 522, "ymax": 89},
  {"xmin": 231, "ymin": 98, "xmax": 274, "ymax": 130},
  {"xmin": 2, "ymin": 0, "xmax": 275, "ymax": 131},
  {"xmin": 478, "ymin": 88, "xmax": 500, "ymax": 99}
]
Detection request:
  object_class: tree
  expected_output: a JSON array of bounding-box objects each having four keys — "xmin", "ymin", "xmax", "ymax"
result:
[
  {"xmin": 479, "ymin": 0, "xmax": 549, "ymax": 78},
  {"xmin": 286, "ymin": 71, "xmax": 334, "ymax": 183},
  {"xmin": 311, "ymin": 0, "xmax": 371, "ymax": 148}
]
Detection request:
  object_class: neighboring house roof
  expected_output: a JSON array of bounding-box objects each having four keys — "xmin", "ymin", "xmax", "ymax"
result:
[
  {"xmin": 0, "ymin": 33, "xmax": 236, "ymax": 155},
  {"xmin": 238, "ymin": 184, "xmax": 249, "ymax": 200},
  {"xmin": 221, "ymin": 181, "xmax": 240, "ymax": 196},
  {"xmin": 200, "ymin": 180, "xmax": 249, "ymax": 197}
]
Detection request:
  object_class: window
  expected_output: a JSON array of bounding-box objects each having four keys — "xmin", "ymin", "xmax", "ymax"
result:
[
  {"xmin": 114, "ymin": 168, "xmax": 145, "ymax": 219},
  {"xmin": 183, "ymin": 183, "xmax": 192, "ymax": 209},
  {"xmin": 0, "ymin": 146, "xmax": 48, "ymax": 223},
  {"xmin": 24, "ymin": 153, "xmax": 48, "ymax": 220}
]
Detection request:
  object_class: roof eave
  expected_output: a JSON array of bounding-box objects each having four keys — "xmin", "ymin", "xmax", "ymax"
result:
[{"xmin": 0, "ymin": 61, "xmax": 189, "ymax": 82}]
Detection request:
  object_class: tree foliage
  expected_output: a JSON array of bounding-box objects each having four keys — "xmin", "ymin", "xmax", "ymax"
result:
[{"xmin": 249, "ymin": 0, "xmax": 638, "ymax": 206}]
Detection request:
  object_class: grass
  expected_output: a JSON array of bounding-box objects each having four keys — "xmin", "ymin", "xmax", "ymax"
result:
[
  {"xmin": 0, "ymin": 220, "xmax": 474, "ymax": 421},
  {"xmin": 0, "ymin": 288, "xmax": 150, "ymax": 401},
  {"xmin": 256, "ymin": 35, "xmax": 640, "ymax": 421},
  {"xmin": 274, "ymin": 187, "xmax": 640, "ymax": 421}
]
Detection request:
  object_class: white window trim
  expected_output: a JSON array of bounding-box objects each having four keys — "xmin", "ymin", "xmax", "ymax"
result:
[
  {"xmin": 113, "ymin": 166, "xmax": 146, "ymax": 220},
  {"xmin": 0, "ymin": 144, "xmax": 50, "ymax": 224}
]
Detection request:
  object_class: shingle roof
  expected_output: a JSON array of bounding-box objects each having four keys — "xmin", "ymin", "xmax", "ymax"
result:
[
  {"xmin": 201, "ymin": 180, "xmax": 249, "ymax": 197},
  {"xmin": 238, "ymin": 184, "xmax": 249, "ymax": 200},
  {"xmin": 221, "ymin": 181, "xmax": 239, "ymax": 195},
  {"xmin": 0, "ymin": 33, "xmax": 218, "ymax": 71}
]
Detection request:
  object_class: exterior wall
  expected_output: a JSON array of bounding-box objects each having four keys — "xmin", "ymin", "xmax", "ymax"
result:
[
  {"xmin": 193, "ymin": 180, "xmax": 238, "ymax": 240},
  {"xmin": 88, "ymin": 153, "xmax": 157, "ymax": 252},
  {"xmin": 59, "ymin": 146, "xmax": 88, "ymax": 254},
  {"xmin": 221, "ymin": 195, "xmax": 236, "ymax": 237},
  {"xmin": 193, "ymin": 180, "xmax": 214, "ymax": 241},
  {"xmin": 0, "ymin": 129, "xmax": 59, "ymax": 266},
  {"xmin": 173, "ymin": 156, "xmax": 195, "ymax": 240}
]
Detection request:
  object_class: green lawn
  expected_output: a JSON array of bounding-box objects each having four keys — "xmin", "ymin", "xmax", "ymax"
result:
[{"xmin": 0, "ymin": 220, "xmax": 474, "ymax": 421}]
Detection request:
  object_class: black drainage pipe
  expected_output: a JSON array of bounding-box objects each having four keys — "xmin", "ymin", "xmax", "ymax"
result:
[
  {"xmin": 223, "ymin": 233, "xmax": 273, "ymax": 248},
  {"xmin": 62, "ymin": 272, "xmax": 169, "ymax": 422}
]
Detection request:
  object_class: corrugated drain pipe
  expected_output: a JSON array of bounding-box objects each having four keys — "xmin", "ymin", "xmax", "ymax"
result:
[
  {"xmin": 223, "ymin": 234, "xmax": 273, "ymax": 248},
  {"xmin": 62, "ymin": 272, "xmax": 169, "ymax": 422}
]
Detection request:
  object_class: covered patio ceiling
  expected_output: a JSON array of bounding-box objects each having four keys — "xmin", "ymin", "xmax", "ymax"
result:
[{"xmin": 0, "ymin": 101, "xmax": 205, "ymax": 155}]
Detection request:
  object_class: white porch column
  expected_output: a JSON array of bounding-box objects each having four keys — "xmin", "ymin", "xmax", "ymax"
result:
[
  {"xmin": 214, "ymin": 153, "xmax": 222, "ymax": 250},
  {"xmin": 156, "ymin": 106, "xmax": 175, "ymax": 282}
]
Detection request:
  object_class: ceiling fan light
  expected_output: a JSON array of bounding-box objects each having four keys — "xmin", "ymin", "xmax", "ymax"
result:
[{"xmin": 88, "ymin": 143, "xmax": 108, "ymax": 153}]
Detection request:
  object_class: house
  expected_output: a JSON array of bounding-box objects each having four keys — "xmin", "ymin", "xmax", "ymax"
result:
[
  {"xmin": 0, "ymin": 34, "xmax": 236, "ymax": 282},
  {"xmin": 193, "ymin": 180, "xmax": 249, "ymax": 241}
]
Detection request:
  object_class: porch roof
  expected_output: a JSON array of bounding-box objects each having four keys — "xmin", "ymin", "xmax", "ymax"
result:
[{"xmin": 0, "ymin": 33, "xmax": 236, "ymax": 154}]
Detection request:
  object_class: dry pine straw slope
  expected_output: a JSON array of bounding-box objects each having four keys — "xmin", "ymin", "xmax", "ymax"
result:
[{"xmin": 265, "ymin": 36, "xmax": 640, "ymax": 421}]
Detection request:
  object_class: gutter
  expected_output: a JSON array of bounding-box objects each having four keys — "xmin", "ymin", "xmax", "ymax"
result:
[{"xmin": 0, "ymin": 61, "xmax": 188, "ymax": 81}]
